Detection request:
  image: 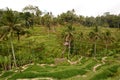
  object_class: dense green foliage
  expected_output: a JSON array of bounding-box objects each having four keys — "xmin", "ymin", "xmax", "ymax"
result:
[{"xmin": 0, "ymin": 6, "xmax": 120, "ymax": 80}]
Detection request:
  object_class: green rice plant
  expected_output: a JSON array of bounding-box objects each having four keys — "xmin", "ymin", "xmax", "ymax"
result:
[
  {"xmin": 84, "ymin": 60, "xmax": 97, "ymax": 70},
  {"xmin": 9, "ymin": 67, "xmax": 87, "ymax": 80},
  {"xmin": 0, "ymin": 71, "xmax": 14, "ymax": 78},
  {"xmin": 90, "ymin": 64, "xmax": 120, "ymax": 80}
]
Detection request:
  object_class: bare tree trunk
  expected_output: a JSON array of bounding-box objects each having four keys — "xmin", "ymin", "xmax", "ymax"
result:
[
  {"xmin": 118, "ymin": 23, "xmax": 119, "ymax": 29},
  {"xmin": 52, "ymin": 26, "xmax": 56, "ymax": 32},
  {"xmin": 94, "ymin": 42, "xmax": 97, "ymax": 58},
  {"xmin": 10, "ymin": 37, "xmax": 17, "ymax": 68},
  {"xmin": 17, "ymin": 32, "xmax": 20, "ymax": 41},
  {"xmin": 105, "ymin": 42, "xmax": 108, "ymax": 56},
  {"xmin": 4, "ymin": 63, "xmax": 7, "ymax": 71},
  {"xmin": 68, "ymin": 41, "xmax": 71, "ymax": 59},
  {"xmin": 61, "ymin": 47, "xmax": 66, "ymax": 58},
  {"xmin": 8, "ymin": 55, "xmax": 12, "ymax": 70}
]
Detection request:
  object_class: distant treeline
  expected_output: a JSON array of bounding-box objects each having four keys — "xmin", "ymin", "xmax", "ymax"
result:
[{"xmin": 0, "ymin": 5, "xmax": 120, "ymax": 28}]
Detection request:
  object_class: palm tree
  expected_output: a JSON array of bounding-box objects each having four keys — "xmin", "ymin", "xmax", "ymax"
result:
[
  {"xmin": 13, "ymin": 24, "xmax": 29, "ymax": 41},
  {"xmin": 0, "ymin": 8, "xmax": 18, "ymax": 68},
  {"xmin": 0, "ymin": 26, "xmax": 10, "ymax": 41},
  {"xmin": 62, "ymin": 24, "xmax": 74, "ymax": 58},
  {"xmin": 88, "ymin": 26, "xmax": 100, "ymax": 57},
  {"xmin": 43, "ymin": 12, "xmax": 52, "ymax": 30},
  {"xmin": 23, "ymin": 5, "xmax": 42, "ymax": 27},
  {"xmin": 102, "ymin": 30, "xmax": 114, "ymax": 56},
  {"xmin": 76, "ymin": 32, "xmax": 84, "ymax": 56}
]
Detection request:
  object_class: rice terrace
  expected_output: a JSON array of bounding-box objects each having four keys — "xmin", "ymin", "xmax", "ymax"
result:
[{"xmin": 0, "ymin": 0, "xmax": 120, "ymax": 80}]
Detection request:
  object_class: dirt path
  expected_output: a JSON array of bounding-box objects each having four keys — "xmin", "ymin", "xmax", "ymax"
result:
[
  {"xmin": 67, "ymin": 56, "xmax": 83, "ymax": 65},
  {"xmin": 93, "ymin": 57, "xmax": 107, "ymax": 72},
  {"xmin": 17, "ymin": 77, "xmax": 53, "ymax": 80}
]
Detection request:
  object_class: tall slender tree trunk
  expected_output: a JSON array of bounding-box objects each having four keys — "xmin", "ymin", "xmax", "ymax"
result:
[
  {"xmin": 61, "ymin": 47, "xmax": 66, "ymax": 58},
  {"xmin": 4, "ymin": 63, "xmax": 7, "ymax": 71},
  {"xmin": 68, "ymin": 41, "xmax": 71, "ymax": 59},
  {"xmin": 94, "ymin": 41, "xmax": 97, "ymax": 58},
  {"xmin": 10, "ymin": 32, "xmax": 17, "ymax": 68},
  {"xmin": 10, "ymin": 39, "xmax": 17, "ymax": 68},
  {"xmin": 105, "ymin": 41, "xmax": 108, "ymax": 56},
  {"xmin": 118, "ymin": 23, "xmax": 119, "ymax": 29},
  {"xmin": 17, "ymin": 32, "xmax": 20, "ymax": 41},
  {"xmin": 52, "ymin": 26, "xmax": 56, "ymax": 32}
]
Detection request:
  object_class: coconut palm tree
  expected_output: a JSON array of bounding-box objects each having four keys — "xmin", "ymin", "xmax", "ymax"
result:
[
  {"xmin": 102, "ymin": 30, "xmax": 114, "ymax": 56},
  {"xmin": 62, "ymin": 24, "xmax": 75, "ymax": 58},
  {"xmin": 88, "ymin": 26, "xmax": 101, "ymax": 57},
  {"xmin": 0, "ymin": 8, "xmax": 19, "ymax": 68},
  {"xmin": 75, "ymin": 32, "xmax": 85, "ymax": 56},
  {"xmin": 13, "ymin": 24, "xmax": 29, "ymax": 41},
  {"xmin": 0, "ymin": 26, "xmax": 10, "ymax": 41}
]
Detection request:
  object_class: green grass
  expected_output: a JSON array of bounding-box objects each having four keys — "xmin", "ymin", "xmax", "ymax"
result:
[
  {"xmin": 0, "ymin": 71, "xmax": 14, "ymax": 78},
  {"xmin": 1, "ymin": 26, "xmax": 120, "ymax": 80},
  {"xmin": 24, "ymin": 65, "xmax": 58, "ymax": 73},
  {"xmin": 84, "ymin": 60, "xmax": 97, "ymax": 70},
  {"xmin": 0, "ymin": 57, "xmax": 119, "ymax": 80},
  {"xmin": 90, "ymin": 64, "xmax": 120, "ymax": 80},
  {"xmin": 8, "ymin": 66, "xmax": 87, "ymax": 80},
  {"xmin": 7, "ymin": 58, "xmax": 97, "ymax": 80}
]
